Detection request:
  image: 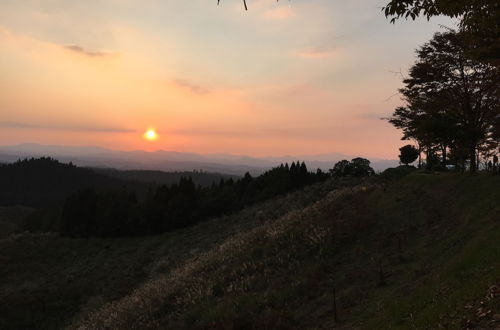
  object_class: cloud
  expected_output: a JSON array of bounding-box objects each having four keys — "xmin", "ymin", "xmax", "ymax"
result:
[
  {"xmin": 63, "ymin": 44, "xmax": 109, "ymax": 57},
  {"xmin": 0, "ymin": 121, "xmax": 135, "ymax": 133},
  {"xmin": 173, "ymin": 79, "xmax": 211, "ymax": 95}
]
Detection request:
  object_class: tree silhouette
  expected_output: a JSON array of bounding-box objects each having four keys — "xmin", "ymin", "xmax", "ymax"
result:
[
  {"xmin": 388, "ymin": 30, "xmax": 500, "ymax": 172},
  {"xmin": 59, "ymin": 161, "xmax": 332, "ymax": 237},
  {"xmin": 399, "ymin": 145, "xmax": 419, "ymax": 166},
  {"xmin": 331, "ymin": 158, "xmax": 374, "ymax": 177}
]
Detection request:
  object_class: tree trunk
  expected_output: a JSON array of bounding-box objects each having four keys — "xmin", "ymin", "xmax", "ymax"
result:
[
  {"xmin": 469, "ymin": 145, "xmax": 477, "ymax": 173},
  {"xmin": 442, "ymin": 145, "xmax": 447, "ymax": 166}
]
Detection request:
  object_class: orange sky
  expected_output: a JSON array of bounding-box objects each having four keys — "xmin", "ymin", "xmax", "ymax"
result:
[{"xmin": 0, "ymin": 0, "xmax": 454, "ymax": 159}]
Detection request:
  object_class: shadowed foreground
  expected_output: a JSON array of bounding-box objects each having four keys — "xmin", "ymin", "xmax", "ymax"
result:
[{"xmin": 1, "ymin": 173, "xmax": 499, "ymax": 329}]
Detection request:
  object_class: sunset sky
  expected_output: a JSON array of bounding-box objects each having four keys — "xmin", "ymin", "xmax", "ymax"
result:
[{"xmin": 0, "ymin": 0, "xmax": 454, "ymax": 159}]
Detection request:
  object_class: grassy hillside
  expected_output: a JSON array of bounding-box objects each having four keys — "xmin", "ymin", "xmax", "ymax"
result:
[
  {"xmin": 0, "ymin": 177, "xmax": 356, "ymax": 330},
  {"xmin": 1, "ymin": 172, "xmax": 498, "ymax": 329},
  {"xmin": 0, "ymin": 206, "xmax": 34, "ymax": 238}
]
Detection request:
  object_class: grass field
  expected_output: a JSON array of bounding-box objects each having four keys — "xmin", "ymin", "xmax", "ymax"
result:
[{"xmin": 1, "ymin": 172, "xmax": 498, "ymax": 329}]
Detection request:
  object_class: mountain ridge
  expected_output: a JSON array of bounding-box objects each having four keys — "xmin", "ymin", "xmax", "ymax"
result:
[{"xmin": 0, "ymin": 143, "xmax": 398, "ymax": 175}]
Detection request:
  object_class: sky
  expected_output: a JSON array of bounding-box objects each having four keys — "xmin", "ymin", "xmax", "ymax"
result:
[{"xmin": 0, "ymin": 0, "xmax": 454, "ymax": 159}]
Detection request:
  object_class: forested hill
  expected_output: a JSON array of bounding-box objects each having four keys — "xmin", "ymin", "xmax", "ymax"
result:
[
  {"xmin": 93, "ymin": 168, "xmax": 239, "ymax": 187},
  {"xmin": 0, "ymin": 158, "xmax": 129, "ymax": 207},
  {"xmin": 0, "ymin": 158, "xmax": 242, "ymax": 208},
  {"xmin": 1, "ymin": 171, "xmax": 498, "ymax": 329}
]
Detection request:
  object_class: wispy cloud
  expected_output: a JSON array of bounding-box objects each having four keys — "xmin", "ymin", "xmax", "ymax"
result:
[
  {"xmin": 173, "ymin": 79, "xmax": 211, "ymax": 95},
  {"xmin": 0, "ymin": 121, "xmax": 135, "ymax": 133},
  {"xmin": 63, "ymin": 44, "xmax": 109, "ymax": 57}
]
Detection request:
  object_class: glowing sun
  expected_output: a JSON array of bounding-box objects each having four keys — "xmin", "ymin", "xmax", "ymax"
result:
[{"xmin": 143, "ymin": 129, "xmax": 158, "ymax": 141}]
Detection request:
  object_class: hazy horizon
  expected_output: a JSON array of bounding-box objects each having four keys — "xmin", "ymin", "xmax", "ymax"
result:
[
  {"xmin": 0, "ymin": 142, "xmax": 398, "ymax": 160},
  {"xmin": 0, "ymin": 142, "xmax": 399, "ymax": 174}
]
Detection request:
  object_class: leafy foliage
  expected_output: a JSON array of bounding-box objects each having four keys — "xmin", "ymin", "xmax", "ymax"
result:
[
  {"xmin": 330, "ymin": 158, "xmax": 375, "ymax": 177},
  {"xmin": 388, "ymin": 30, "xmax": 500, "ymax": 171},
  {"xmin": 383, "ymin": 0, "xmax": 500, "ymax": 65},
  {"xmin": 399, "ymin": 144, "xmax": 419, "ymax": 165}
]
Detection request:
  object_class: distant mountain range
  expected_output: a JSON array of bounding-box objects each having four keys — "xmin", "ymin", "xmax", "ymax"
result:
[{"xmin": 0, "ymin": 143, "xmax": 398, "ymax": 175}]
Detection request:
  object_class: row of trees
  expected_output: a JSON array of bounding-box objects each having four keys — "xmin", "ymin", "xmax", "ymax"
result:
[
  {"xmin": 225, "ymin": 1, "xmax": 499, "ymax": 172},
  {"xmin": 383, "ymin": 1, "xmax": 499, "ymax": 171},
  {"xmin": 388, "ymin": 30, "xmax": 499, "ymax": 171},
  {"xmin": 60, "ymin": 159, "xmax": 374, "ymax": 237}
]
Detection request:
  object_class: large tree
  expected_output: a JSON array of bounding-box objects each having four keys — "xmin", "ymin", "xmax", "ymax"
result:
[{"xmin": 388, "ymin": 30, "xmax": 500, "ymax": 172}]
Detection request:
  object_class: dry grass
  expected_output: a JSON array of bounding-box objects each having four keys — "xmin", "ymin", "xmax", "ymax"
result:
[
  {"xmin": 2, "ymin": 173, "xmax": 499, "ymax": 330},
  {"xmin": 70, "ymin": 184, "xmax": 377, "ymax": 329},
  {"xmin": 0, "ymin": 177, "xmax": 358, "ymax": 330}
]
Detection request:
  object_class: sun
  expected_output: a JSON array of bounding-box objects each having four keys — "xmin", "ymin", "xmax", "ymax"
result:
[{"xmin": 143, "ymin": 129, "xmax": 158, "ymax": 141}]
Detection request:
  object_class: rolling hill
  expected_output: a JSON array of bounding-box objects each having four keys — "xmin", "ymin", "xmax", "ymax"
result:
[
  {"xmin": 0, "ymin": 158, "xmax": 127, "ymax": 207},
  {"xmin": 0, "ymin": 143, "xmax": 398, "ymax": 175},
  {"xmin": 0, "ymin": 171, "xmax": 498, "ymax": 329}
]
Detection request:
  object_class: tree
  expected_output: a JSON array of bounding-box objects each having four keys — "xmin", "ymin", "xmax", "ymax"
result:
[
  {"xmin": 330, "ymin": 158, "xmax": 375, "ymax": 177},
  {"xmin": 388, "ymin": 30, "xmax": 500, "ymax": 172},
  {"xmin": 330, "ymin": 160, "xmax": 351, "ymax": 177},
  {"xmin": 383, "ymin": 0, "xmax": 498, "ymax": 28},
  {"xmin": 350, "ymin": 157, "xmax": 375, "ymax": 177},
  {"xmin": 399, "ymin": 145, "xmax": 419, "ymax": 166}
]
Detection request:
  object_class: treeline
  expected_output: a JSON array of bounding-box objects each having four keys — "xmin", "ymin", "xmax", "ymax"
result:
[
  {"xmin": 0, "ymin": 158, "xmax": 126, "ymax": 207},
  {"xmin": 388, "ymin": 30, "xmax": 499, "ymax": 172},
  {"xmin": 60, "ymin": 159, "xmax": 374, "ymax": 238},
  {"xmin": 93, "ymin": 168, "xmax": 239, "ymax": 188}
]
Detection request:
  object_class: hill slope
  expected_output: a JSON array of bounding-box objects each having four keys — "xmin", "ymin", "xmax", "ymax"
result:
[
  {"xmin": 0, "ymin": 158, "xmax": 128, "ymax": 207},
  {"xmin": 1, "ymin": 173, "xmax": 499, "ymax": 329},
  {"xmin": 0, "ymin": 177, "xmax": 355, "ymax": 330}
]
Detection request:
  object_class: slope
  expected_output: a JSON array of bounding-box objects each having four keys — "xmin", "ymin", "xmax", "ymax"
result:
[
  {"xmin": 69, "ymin": 172, "xmax": 500, "ymax": 329},
  {"xmin": 0, "ymin": 177, "xmax": 357, "ymax": 330}
]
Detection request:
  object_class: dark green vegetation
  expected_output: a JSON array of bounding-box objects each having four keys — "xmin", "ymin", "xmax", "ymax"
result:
[
  {"xmin": 0, "ymin": 158, "xmax": 126, "ymax": 207},
  {"xmin": 398, "ymin": 144, "xmax": 419, "ymax": 166},
  {"xmin": 388, "ymin": 30, "xmax": 500, "ymax": 172},
  {"xmin": 330, "ymin": 157, "xmax": 376, "ymax": 177},
  {"xmin": 1, "ymin": 157, "xmax": 373, "ymax": 238},
  {"xmin": 0, "ymin": 206, "xmax": 33, "ymax": 239},
  {"xmin": 1, "ymin": 171, "xmax": 498, "ymax": 329},
  {"xmin": 0, "ymin": 158, "xmax": 242, "ymax": 208},
  {"xmin": 93, "ymin": 168, "xmax": 238, "ymax": 187},
  {"xmin": 0, "ymin": 177, "xmax": 359, "ymax": 330},
  {"xmin": 60, "ymin": 162, "xmax": 333, "ymax": 237}
]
